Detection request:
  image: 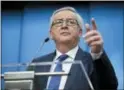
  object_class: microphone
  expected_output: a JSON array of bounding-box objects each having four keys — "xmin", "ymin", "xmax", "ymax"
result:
[
  {"xmin": 44, "ymin": 37, "xmax": 50, "ymax": 42},
  {"xmin": 1, "ymin": 37, "xmax": 50, "ymax": 68},
  {"xmin": 31, "ymin": 37, "xmax": 50, "ymax": 61}
]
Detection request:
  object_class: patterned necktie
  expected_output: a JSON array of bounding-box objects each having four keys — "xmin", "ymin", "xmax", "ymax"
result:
[{"xmin": 47, "ymin": 54, "xmax": 68, "ymax": 90}]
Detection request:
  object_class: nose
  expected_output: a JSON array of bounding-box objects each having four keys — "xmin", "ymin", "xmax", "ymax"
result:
[
  {"xmin": 62, "ymin": 20, "xmax": 67, "ymax": 27},
  {"xmin": 61, "ymin": 21, "xmax": 68, "ymax": 29}
]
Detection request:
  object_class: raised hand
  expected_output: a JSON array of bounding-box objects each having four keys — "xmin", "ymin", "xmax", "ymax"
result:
[{"xmin": 83, "ymin": 18, "xmax": 103, "ymax": 53}]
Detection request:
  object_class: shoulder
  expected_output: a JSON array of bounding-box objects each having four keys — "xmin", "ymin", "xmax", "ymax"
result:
[
  {"xmin": 78, "ymin": 47, "xmax": 92, "ymax": 60},
  {"xmin": 77, "ymin": 47, "xmax": 94, "ymax": 66},
  {"xmin": 32, "ymin": 52, "xmax": 55, "ymax": 63},
  {"xmin": 76, "ymin": 48, "xmax": 95, "ymax": 76},
  {"xmin": 83, "ymin": 51, "xmax": 92, "ymax": 58}
]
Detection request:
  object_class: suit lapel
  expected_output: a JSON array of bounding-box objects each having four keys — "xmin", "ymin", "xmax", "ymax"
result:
[
  {"xmin": 64, "ymin": 47, "xmax": 86, "ymax": 89},
  {"xmin": 64, "ymin": 47, "xmax": 93, "ymax": 90}
]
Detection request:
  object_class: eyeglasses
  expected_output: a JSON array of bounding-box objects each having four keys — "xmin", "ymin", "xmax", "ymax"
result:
[{"xmin": 52, "ymin": 18, "xmax": 78, "ymax": 27}]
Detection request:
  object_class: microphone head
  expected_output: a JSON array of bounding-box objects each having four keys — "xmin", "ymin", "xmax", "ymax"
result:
[{"xmin": 44, "ymin": 37, "xmax": 50, "ymax": 42}]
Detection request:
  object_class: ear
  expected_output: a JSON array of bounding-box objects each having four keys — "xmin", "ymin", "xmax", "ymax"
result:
[
  {"xmin": 49, "ymin": 29, "xmax": 53, "ymax": 39},
  {"xmin": 79, "ymin": 29, "xmax": 83, "ymax": 37}
]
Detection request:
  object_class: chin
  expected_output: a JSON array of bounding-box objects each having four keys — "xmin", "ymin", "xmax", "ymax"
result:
[{"xmin": 59, "ymin": 37, "xmax": 72, "ymax": 43}]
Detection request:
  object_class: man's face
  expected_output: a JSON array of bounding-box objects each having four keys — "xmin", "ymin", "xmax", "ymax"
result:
[{"xmin": 50, "ymin": 10, "xmax": 82, "ymax": 44}]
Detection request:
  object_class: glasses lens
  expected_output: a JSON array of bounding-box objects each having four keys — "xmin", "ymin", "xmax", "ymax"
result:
[{"xmin": 67, "ymin": 19, "xmax": 77, "ymax": 26}]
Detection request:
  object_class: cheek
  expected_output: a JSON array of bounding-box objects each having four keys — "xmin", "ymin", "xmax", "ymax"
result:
[
  {"xmin": 71, "ymin": 29, "xmax": 81, "ymax": 37},
  {"xmin": 50, "ymin": 30, "xmax": 60, "ymax": 39}
]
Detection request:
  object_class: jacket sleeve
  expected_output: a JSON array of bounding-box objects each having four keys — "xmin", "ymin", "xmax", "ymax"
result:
[{"xmin": 92, "ymin": 50, "xmax": 118, "ymax": 90}]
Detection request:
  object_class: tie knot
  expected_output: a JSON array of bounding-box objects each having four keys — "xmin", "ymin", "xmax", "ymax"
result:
[{"xmin": 58, "ymin": 54, "xmax": 68, "ymax": 62}]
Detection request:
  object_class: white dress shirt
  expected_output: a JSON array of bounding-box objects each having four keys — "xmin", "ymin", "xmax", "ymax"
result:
[{"xmin": 46, "ymin": 45, "xmax": 103, "ymax": 89}]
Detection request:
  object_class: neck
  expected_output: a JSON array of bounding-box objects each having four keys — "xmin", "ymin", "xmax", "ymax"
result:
[{"xmin": 56, "ymin": 42, "xmax": 78, "ymax": 54}]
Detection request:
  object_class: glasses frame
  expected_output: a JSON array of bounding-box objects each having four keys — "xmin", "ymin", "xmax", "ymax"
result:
[{"xmin": 51, "ymin": 18, "xmax": 79, "ymax": 27}]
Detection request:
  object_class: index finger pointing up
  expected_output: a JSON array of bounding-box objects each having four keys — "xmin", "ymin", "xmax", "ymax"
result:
[{"xmin": 91, "ymin": 18, "xmax": 97, "ymax": 30}]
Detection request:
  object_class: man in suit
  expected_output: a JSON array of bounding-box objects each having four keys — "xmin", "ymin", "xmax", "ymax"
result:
[{"xmin": 28, "ymin": 6, "xmax": 118, "ymax": 90}]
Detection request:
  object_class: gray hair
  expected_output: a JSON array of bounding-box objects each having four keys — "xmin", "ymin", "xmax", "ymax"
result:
[{"xmin": 50, "ymin": 6, "xmax": 84, "ymax": 31}]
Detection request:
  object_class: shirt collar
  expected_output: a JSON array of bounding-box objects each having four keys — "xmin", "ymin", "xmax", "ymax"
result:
[{"xmin": 55, "ymin": 45, "xmax": 79, "ymax": 59}]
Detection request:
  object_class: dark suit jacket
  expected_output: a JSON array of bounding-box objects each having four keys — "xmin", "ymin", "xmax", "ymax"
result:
[{"xmin": 28, "ymin": 47, "xmax": 118, "ymax": 90}]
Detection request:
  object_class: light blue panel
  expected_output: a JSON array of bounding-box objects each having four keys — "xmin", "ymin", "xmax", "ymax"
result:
[
  {"xmin": 90, "ymin": 2, "xmax": 123, "ymax": 89},
  {"xmin": 2, "ymin": 11, "xmax": 22, "ymax": 71},
  {"xmin": 1, "ymin": 10, "xmax": 22, "ymax": 89},
  {"xmin": 20, "ymin": 6, "xmax": 55, "ymax": 63}
]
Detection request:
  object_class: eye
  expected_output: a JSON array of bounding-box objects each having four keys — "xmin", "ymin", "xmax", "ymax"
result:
[
  {"xmin": 53, "ymin": 19, "xmax": 63, "ymax": 25},
  {"xmin": 55, "ymin": 20, "xmax": 63, "ymax": 24},
  {"xmin": 68, "ymin": 19, "xmax": 77, "ymax": 25}
]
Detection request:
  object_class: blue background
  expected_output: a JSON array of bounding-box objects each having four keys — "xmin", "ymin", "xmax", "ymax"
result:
[{"xmin": 1, "ymin": 1, "xmax": 124, "ymax": 89}]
